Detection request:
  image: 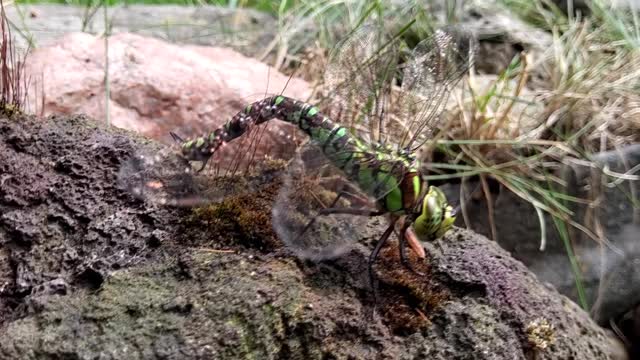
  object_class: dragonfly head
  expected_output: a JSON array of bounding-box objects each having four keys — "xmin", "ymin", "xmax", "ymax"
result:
[{"xmin": 413, "ymin": 185, "xmax": 456, "ymax": 241}]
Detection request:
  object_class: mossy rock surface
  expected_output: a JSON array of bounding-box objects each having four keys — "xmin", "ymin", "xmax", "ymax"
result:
[{"xmin": 0, "ymin": 114, "xmax": 624, "ymax": 359}]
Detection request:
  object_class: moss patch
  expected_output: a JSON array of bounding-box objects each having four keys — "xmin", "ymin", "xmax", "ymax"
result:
[
  {"xmin": 182, "ymin": 176, "xmax": 282, "ymax": 252},
  {"xmin": 376, "ymin": 242, "xmax": 449, "ymax": 335}
]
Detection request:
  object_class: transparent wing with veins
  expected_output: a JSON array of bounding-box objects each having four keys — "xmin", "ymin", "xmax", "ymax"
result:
[
  {"xmin": 323, "ymin": 24, "xmax": 475, "ymax": 153},
  {"xmin": 271, "ymin": 143, "xmax": 376, "ymax": 260}
]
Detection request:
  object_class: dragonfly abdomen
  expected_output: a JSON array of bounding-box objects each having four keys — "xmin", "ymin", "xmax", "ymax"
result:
[
  {"xmin": 182, "ymin": 95, "xmax": 359, "ymax": 166},
  {"xmin": 181, "ymin": 96, "xmax": 327, "ymax": 159},
  {"xmin": 181, "ymin": 95, "xmax": 420, "ymax": 213}
]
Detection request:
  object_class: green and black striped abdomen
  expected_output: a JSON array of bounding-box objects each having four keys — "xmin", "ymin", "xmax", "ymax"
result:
[{"xmin": 180, "ymin": 96, "xmax": 421, "ymax": 213}]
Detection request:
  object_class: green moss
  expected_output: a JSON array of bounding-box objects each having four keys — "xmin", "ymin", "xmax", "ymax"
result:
[
  {"xmin": 2, "ymin": 267, "xmax": 187, "ymax": 359},
  {"xmin": 223, "ymin": 307, "xmax": 286, "ymax": 359},
  {"xmin": 375, "ymin": 244, "xmax": 450, "ymax": 335},
  {"xmin": 180, "ymin": 160, "xmax": 291, "ymax": 252},
  {"xmin": 184, "ymin": 182, "xmax": 280, "ymax": 251}
]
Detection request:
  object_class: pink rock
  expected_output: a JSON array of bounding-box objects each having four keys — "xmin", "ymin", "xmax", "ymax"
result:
[{"xmin": 25, "ymin": 32, "xmax": 311, "ymax": 163}]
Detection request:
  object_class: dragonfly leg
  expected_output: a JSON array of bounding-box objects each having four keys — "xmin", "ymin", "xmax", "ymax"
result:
[
  {"xmin": 369, "ymin": 222, "xmax": 396, "ymax": 307},
  {"xmin": 297, "ymin": 190, "xmax": 347, "ymax": 239},
  {"xmin": 319, "ymin": 175, "xmax": 372, "ymax": 208},
  {"xmin": 297, "ymin": 191, "xmax": 383, "ymax": 256},
  {"xmin": 318, "ymin": 207, "xmax": 385, "ymax": 216},
  {"xmin": 196, "ymin": 157, "xmax": 210, "ymax": 173},
  {"xmin": 169, "ymin": 131, "xmax": 185, "ymax": 143},
  {"xmin": 398, "ymin": 223, "xmax": 425, "ymax": 276}
]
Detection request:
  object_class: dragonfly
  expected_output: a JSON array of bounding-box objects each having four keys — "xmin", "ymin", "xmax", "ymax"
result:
[{"xmin": 120, "ymin": 23, "xmax": 475, "ymax": 293}]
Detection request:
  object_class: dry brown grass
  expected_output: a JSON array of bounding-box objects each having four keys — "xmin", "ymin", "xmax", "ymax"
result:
[{"xmin": 0, "ymin": 0, "xmax": 29, "ymax": 116}]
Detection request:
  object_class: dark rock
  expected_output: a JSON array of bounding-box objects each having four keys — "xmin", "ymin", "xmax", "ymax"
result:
[
  {"xmin": 552, "ymin": 0, "xmax": 591, "ymax": 16},
  {"xmin": 0, "ymin": 113, "xmax": 626, "ymax": 359},
  {"xmin": 457, "ymin": 2, "xmax": 553, "ymax": 74},
  {"xmin": 453, "ymin": 144, "xmax": 640, "ymax": 356}
]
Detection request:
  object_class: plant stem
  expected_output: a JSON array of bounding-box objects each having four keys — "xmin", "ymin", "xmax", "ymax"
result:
[{"xmin": 103, "ymin": 0, "xmax": 110, "ymax": 127}]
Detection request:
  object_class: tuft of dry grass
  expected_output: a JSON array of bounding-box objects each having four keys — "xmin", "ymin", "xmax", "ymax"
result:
[
  {"xmin": 437, "ymin": 17, "xmax": 639, "ymax": 227},
  {"xmin": 429, "ymin": 11, "xmax": 640, "ymax": 309},
  {"xmin": 0, "ymin": 0, "xmax": 29, "ymax": 116}
]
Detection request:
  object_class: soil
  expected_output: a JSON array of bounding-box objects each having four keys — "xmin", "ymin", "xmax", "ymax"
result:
[{"xmin": 0, "ymin": 113, "xmax": 624, "ymax": 359}]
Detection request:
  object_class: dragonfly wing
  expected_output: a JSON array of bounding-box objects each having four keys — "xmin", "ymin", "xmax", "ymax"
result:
[
  {"xmin": 271, "ymin": 143, "xmax": 374, "ymax": 260},
  {"xmin": 398, "ymin": 26, "xmax": 476, "ymax": 151},
  {"xmin": 323, "ymin": 23, "xmax": 402, "ymax": 146},
  {"xmin": 324, "ymin": 24, "xmax": 475, "ymax": 153},
  {"xmin": 117, "ymin": 147, "xmax": 241, "ymax": 207}
]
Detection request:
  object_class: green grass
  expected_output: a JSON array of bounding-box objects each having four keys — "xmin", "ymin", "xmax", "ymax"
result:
[
  {"xmin": 15, "ymin": 0, "xmax": 201, "ymax": 4},
  {"xmin": 15, "ymin": 0, "xmax": 299, "ymax": 14},
  {"xmin": 15, "ymin": 0, "xmax": 229, "ymax": 4}
]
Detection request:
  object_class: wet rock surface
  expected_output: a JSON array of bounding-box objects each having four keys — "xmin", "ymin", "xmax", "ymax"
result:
[{"xmin": 0, "ymin": 113, "xmax": 625, "ymax": 359}]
